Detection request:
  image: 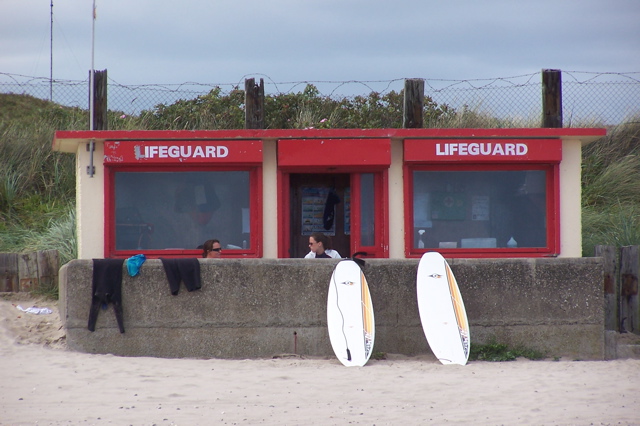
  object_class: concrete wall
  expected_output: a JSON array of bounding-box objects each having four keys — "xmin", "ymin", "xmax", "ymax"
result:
[{"xmin": 59, "ymin": 257, "xmax": 604, "ymax": 360}]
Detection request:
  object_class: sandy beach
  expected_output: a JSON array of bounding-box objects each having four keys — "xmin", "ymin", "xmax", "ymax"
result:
[{"xmin": 1, "ymin": 294, "xmax": 639, "ymax": 426}]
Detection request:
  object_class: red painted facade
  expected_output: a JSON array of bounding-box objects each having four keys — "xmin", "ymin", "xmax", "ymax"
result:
[{"xmin": 53, "ymin": 128, "xmax": 606, "ymax": 259}]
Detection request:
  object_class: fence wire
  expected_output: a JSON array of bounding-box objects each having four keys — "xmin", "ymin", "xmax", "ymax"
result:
[{"xmin": 1, "ymin": 71, "xmax": 638, "ymax": 126}]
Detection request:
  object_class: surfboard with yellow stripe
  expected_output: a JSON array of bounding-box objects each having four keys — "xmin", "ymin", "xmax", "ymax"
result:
[
  {"xmin": 417, "ymin": 251, "xmax": 470, "ymax": 365},
  {"xmin": 327, "ymin": 259, "xmax": 375, "ymax": 367}
]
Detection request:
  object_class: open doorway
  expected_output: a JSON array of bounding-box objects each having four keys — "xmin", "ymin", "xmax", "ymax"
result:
[{"xmin": 289, "ymin": 173, "xmax": 350, "ymax": 258}]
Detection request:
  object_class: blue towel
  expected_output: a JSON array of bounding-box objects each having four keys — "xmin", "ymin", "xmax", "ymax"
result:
[{"xmin": 126, "ymin": 254, "xmax": 146, "ymax": 277}]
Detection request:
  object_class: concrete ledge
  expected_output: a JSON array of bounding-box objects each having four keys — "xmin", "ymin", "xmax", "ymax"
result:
[{"xmin": 60, "ymin": 257, "xmax": 604, "ymax": 359}]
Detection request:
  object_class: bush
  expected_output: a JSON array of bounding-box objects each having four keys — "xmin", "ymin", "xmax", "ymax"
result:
[{"xmin": 469, "ymin": 342, "xmax": 547, "ymax": 362}]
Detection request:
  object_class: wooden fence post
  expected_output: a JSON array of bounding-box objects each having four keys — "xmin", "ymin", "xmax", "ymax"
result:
[
  {"xmin": 619, "ymin": 245, "xmax": 639, "ymax": 333},
  {"xmin": 18, "ymin": 252, "xmax": 39, "ymax": 292},
  {"xmin": 245, "ymin": 78, "xmax": 264, "ymax": 129},
  {"xmin": 595, "ymin": 245, "xmax": 618, "ymax": 331},
  {"xmin": 37, "ymin": 250, "xmax": 59, "ymax": 291},
  {"xmin": 542, "ymin": 69, "xmax": 563, "ymax": 128},
  {"xmin": 92, "ymin": 69, "xmax": 108, "ymax": 130},
  {"xmin": 0, "ymin": 251, "xmax": 60, "ymax": 293},
  {"xmin": 0, "ymin": 253, "xmax": 19, "ymax": 292},
  {"xmin": 403, "ymin": 79, "xmax": 424, "ymax": 128}
]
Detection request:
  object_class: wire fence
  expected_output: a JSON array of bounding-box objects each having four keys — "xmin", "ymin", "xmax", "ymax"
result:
[{"xmin": 1, "ymin": 71, "xmax": 639, "ymax": 126}]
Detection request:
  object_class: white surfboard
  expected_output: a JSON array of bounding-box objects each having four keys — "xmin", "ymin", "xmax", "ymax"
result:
[
  {"xmin": 327, "ymin": 259, "xmax": 375, "ymax": 367},
  {"xmin": 417, "ymin": 252, "xmax": 470, "ymax": 365}
]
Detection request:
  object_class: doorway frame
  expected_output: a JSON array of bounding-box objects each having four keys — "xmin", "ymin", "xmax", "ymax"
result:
[{"xmin": 277, "ymin": 168, "xmax": 389, "ymax": 258}]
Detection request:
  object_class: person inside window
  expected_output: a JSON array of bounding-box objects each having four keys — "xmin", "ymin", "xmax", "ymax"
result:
[
  {"xmin": 305, "ymin": 233, "xmax": 341, "ymax": 259},
  {"xmin": 202, "ymin": 239, "xmax": 222, "ymax": 258}
]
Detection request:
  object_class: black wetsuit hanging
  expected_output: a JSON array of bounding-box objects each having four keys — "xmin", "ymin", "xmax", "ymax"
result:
[
  {"xmin": 160, "ymin": 258, "xmax": 202, "ymax": 295},
  {"xmin": 323, "ymin": 189, "xmax": 341, "ymax": 230},
  {"xmin": 88, "ymin": 258, "xmax": 125, "ymax": 333}
]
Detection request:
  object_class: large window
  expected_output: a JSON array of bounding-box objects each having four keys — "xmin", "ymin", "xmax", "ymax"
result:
[
  {"xmin": 407, "ymin": 165, "xmax": 557, "ymax": 257},
  {"xmin": 107, "ymin": 168, "xmax": 260, "ymax": 257}
]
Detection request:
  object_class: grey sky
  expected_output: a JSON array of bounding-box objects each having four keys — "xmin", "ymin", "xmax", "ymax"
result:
[{"xmin": 2, "ymin": 0, "xmax": 639, "ymax": 95}]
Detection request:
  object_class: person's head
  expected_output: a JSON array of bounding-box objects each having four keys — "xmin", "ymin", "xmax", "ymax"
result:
[
  {"xmin": 202, "ymin": 239, "xmax": 222, "ymax": 258},
  {"xmin": 308, "ymin": 233, "xmax": 331, "ymax": 255}
]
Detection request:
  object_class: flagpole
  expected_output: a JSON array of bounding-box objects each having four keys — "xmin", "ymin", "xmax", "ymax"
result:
[
  {"xmin": 50, "ymin": 0, "xmax": 53, "ymax": 101},
  {"xmin": 88, "ymin": 0, "xmax": 96, "ymax": 177},
  {"xmin": 89, "ymin": 0, "xmax": 96, "ymax": 131}
]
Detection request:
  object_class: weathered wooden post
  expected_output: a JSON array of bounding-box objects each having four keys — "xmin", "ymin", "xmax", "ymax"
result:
[
  {"xmin": 619, "ymin": 245, "xmax": 639, "ymax": 333},
  {"xmin": 0, "ymin": 253, "xmax": 19, "ymax": 292},
  {"xmin": 595, "ymin": 245, "xmax": 618, "ymax": 331},
  {"xmin": 403, "ymin": 78, "xmax": 424, "ymax": 128},
  {"xmin": 245, "ymin": 78, "xmax": 265, "ymax": 129},
  {"xmin": 86, "ymin": 69, "xmax": 107, "ymax": 177},
  {"xmin": 92, "ymin": 69, "xmax": 108, "ymax": 130},
  {"xmin": 542, "ymin": 69, "xmax": 562, "ymax": 128},
  {"xmin": 18, "ymin": 252, "xmax": 39, "ymax": 292},
  {"xmin": 37, "ymin": 250, "xmax": 59, "ymax": 292}
]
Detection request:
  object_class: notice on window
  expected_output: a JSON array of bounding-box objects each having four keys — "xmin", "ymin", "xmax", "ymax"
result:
[
  {"xmin": 471, "ymin": 195, "xmax": 490, "ymax": 221},
  {"xmin": 301, "ymin": 187, "xmax": 335, "ymax": 236}
]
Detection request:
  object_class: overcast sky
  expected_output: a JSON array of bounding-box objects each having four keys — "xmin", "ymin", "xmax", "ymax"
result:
[{"xmin": 2, "ymin": 0, "xmax": 640, "ymax": 94}]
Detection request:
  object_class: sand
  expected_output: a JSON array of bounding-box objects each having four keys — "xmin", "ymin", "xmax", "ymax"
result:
[{"xmin": 1, "ymin": 294, "xmax": 639, "ymax": 426}]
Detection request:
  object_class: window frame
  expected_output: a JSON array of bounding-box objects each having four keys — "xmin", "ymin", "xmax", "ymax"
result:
[
  {"xmin": 403, "ymin": 162, "xmax": 560, "ymax": 258},
  {"xmin": 104, "ymin": 164, "xmax": 263, "ymax": 258}
]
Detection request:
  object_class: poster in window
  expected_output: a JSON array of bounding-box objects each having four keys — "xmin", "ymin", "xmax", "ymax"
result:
[
  {"xmin": 301, "ymin": 187, "xmax": 335, "ymax": 236},
  {"xmin": 431, "ymin": 192, "xmax": 466, "ymax": 221},
  {"xmin": 471, "ymin": 195, "xmax": 490, "ymax": 221}
]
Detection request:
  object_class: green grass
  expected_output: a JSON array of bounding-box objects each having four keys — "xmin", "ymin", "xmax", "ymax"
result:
[
  {"xmin": 372, "ymin": 351, "xmax": 388, "ymax": 360},
  {"xmin": 469, "ymin": 342, "xmax": 547, "ymax": 362},
  {"xmin": 582, "ymin": 203, "xmax": 640, "ymax": 257},
  {"xmin": 580, "ymin": 117, "xmax": 640, "ymax": 255},
  {"xmin": 0, "ymin": 94, "xmax": 79, "ymax": 273},
  {"xmin": 0, "ymin": 94, "xmax": 60, "ymax": 124}
]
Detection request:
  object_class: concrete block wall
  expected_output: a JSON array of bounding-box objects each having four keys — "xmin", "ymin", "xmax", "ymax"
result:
[{"xmin": 59, "ymin": 257, "xmax": 604, "ymax": 360}]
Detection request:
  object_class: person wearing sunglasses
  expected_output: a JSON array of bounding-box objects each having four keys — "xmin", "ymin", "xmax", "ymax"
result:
[
  {"xmin": 202, "ymin": 239, "xmax": 222, "ymax": 258},
  {"xmin": 304, "ymin": 232, "xmax": 341, "ymax": 259}
]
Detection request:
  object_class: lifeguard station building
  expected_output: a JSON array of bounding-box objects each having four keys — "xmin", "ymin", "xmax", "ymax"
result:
[{"xmin": 53, "ymin": 127, "xmax": 605, "ymax": 260}]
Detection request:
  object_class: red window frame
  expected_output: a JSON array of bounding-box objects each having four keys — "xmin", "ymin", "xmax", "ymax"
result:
[
  {"xmin": 403, "ymin": 138, "xmax": 562, "ymax": 258},
  {"xmin": 104, "ymin": 164, "xmax": 263, "ymax": 259},
  {"xmin": 403, "ymin": 162, "xmax": 560, "ymax": 258},
  {"xmin": 276, "ymin": 168, "xmax": 389, "ymax": 258}
]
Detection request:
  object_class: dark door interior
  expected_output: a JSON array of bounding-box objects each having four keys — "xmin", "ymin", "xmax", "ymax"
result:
[{"xmin": 290, "ymin": 173, "xmax": 350, "ymax": 258}]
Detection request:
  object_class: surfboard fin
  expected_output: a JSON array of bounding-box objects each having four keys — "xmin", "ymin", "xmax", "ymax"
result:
[
  {"xmin": 351, "ymin": 252, "xmax": 367, "ymax": 268},
  {"xmin": 346, "ymin": 348, "xmax": 352, "ymax": 361}
]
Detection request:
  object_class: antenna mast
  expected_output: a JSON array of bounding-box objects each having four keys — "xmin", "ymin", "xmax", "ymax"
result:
[
  {"xmin": 87, "ymin": 0, "xmax": 96, "ymax": 177},
  {"xmin": 89, "ymin": 0, "xmax": 96, "ymax": 131},
  {"xmin": 50, "ymin": 0, "xmax": 53, "ymax": 101}
]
